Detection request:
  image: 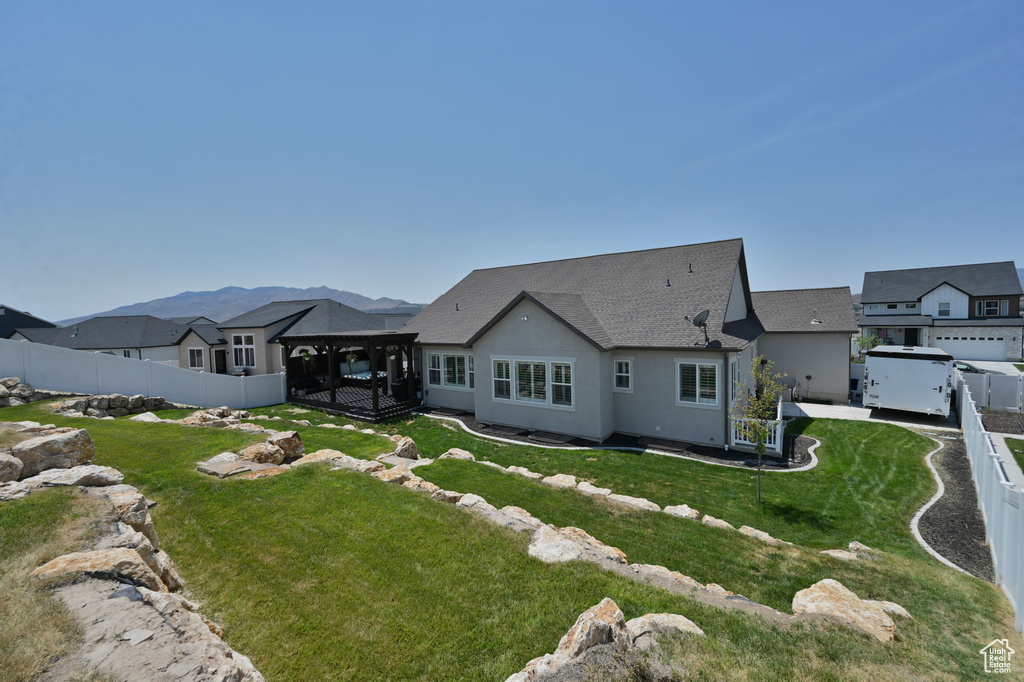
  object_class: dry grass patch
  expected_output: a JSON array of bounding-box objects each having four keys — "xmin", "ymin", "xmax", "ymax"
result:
[{"xmin": 0, "ymin": 489, "xmax": 106, "ymax": 682}]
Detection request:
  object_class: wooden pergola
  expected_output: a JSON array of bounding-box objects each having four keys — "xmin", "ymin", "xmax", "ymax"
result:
[{"xmin": 279, "ymin": 330, "xmax": 420, "ymax": 422}]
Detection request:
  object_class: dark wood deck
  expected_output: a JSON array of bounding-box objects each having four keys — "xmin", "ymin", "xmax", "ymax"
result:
[{"xmin": 289, "ymin": 386, "xmax": 420, "ymax": 422}]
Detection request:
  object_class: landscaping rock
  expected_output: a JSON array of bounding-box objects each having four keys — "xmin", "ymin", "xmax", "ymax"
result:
[
  {"xmin": 498, "ymin": 505, "xmax": 545, "ymax": 530},
  {"xmin": 108, "ymin": 394, "xmax": 129, "ymax": 409},
  {"xmin": 577, "ymin": 481, "xmax": 612, "ymax": 496},
  {"xmin": 89, "ymin": 396, "xmax": 110, "ymax": 410},
  {"xmin": 100, "ymin": 485, "xmax": 160, "ymax": 548},
  {"xmin": 107, "ymin": 408, "xmax": 130, "ymax": 418},
  {"xmin": 849, "ymin": 541, "xmax": 877, "ymax": 554},
  {"xmin": 291, "ymin": 449, "xmax": 345, "ymax": 468},
  {"xmin": 704, "ymin": 583, "xmax": 736, "ymax": 597},
  {"xmin": 607, "ymin": 493, "xmax": 661, "ymax": 512},
  {"xmin": 389, "ymin": 434, "xmax": 403, "ymax": 442},
  {"xmin": 341, "ymin": 424, "xmax": 357, "ymax": 430},
  {"xmin": 456, "ymin": 493, "xmax": 497, "ymax": 513},
  {"xmin": 663, "ymin": 504, "xmax": 701, "ymax": 520},
  {"xmin": 238, "ymin": 442, "xmax": 285, "ymax": 465},
  {"xmin": 0, "ymin": 481, "xmax": 30, "ymax": 502},
  {"xmin": 12, "ymin": 428, "xmax": 95, "ymax": 478},
  {"xmin": 85, "ymin": 407, "xmax": 109, "ymax": 419},
  {"xmin": 739, "ymin": 525, "xmax": 784, "ymax": 546},
  {"xmin": 394, "ymin": 436, "xmax": 419, "ymax": 460},
  {"xmin": 239, "ymin": 466, "xmax": 291, "ymax": 480},
  {"xmin": 197, "ymin": 460, "xmax": 255, "ymax": 478},
  {"xmin": 372, "ymin": 465, "xmax": 414, "ymax": 485},
  {"xmin": 864, "ymin": 600, "xmax": 912, "ymax": 619},
  {"xmin": 127, "ymin": 394, "xmax": 145, "ymax": 409},
  {"xmin": 267, "ymin": 430, "xmax": 304, "ymax": 460},
  {"xmin": 431, "ymin": 489, "xmax": 464, "ymax": 504},
  {"xmin": 529, "ymin": 525, "xmax": 586, "ymax": 563},
  {"xmin": 0, "ymin": 377, "xmax": 20, "ymax": 389},
  {"xmin": 0, "ymin": 453, "xmax": 23, "ymax": 483},
  {"xmin": 16, "ymin": 423, "xmax": 57, "ymax": 434},
  {"xmin": 353, "ymin": 459, "xmax": 386, "ymax": 473},
  {"xmin": 154, "ymin": 550, "xmax": 184, "ymax": 591},
  {"xmin": 477, "ymin": 461, "xmax": 506, "ymax": 472},
  {"xmin": 821, "ymin": 549, "xmax": 859, "ymax": 561},
  {"xmin": 542, "ymin": 473, "xmax": 577, "ymax": 489},
  {"xmin": 507, "ymin": 465, "xmax": 543, "ymax": 480},
  {"xmin": 556, "ymin": 526, "xmax": 628, "ymax": 564},
  {"xmin": 92, "ymin": 522, "xmax": 183, "ymax": 591},
  {"xmin": 557, "ymin": 597, "xmax": 629, "ymax": 658},
  {"xmin": 629, "ymin": 563, "xmax": 702, "ymax": 591},
  {"xmin": 403, "ymin": 478, "xmax": 441, "ymax": 494},
  {"xmin": 438, "ymin": 447, "xmax": 474, "ymax": 461},
  {"xmin": 701, "ymin": 514, "xmax": 736, "ymax": 531},
  {"xmin": 206, "ymin": 452, "xmax": 241, "ymax": 464},
  {"xmin": 142, "ymin": 397, "xmax": 166, "ymax": 410},
  {"xmin": 11, "ymin": 383, "xmax": 34, "ymax": 398},
  {"xmin": 21, "ymin": 464, "xmax": 124, "ymax": 488},
  {"xmin": 792, "ymin": 578, "xmax": 895, "ymax": 642},
  {"xmin": 32, "ymin": 548, "xmax": 165, "ymax": 591},
  {"xmin": 625, "ymin": 613, "xmax": 705, "ymax": 650}
]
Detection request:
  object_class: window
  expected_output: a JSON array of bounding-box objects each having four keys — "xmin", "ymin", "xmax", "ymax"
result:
[
  {"xmin": 1002, "ymin": 300, "xmax": 1010, "ymax": 316},
  {"xmin": 122, "ymin": 350, "xmax": 131, "ymax": 358},
  {"xmin": 551, "ymin": 362, "xmax": 572, "ymax": 407},
  {"xmin": 886, "ymin": 304, "xmax": 898, "ymax": 310},
  {"xmin": 613, "ymin": 358, "xmax": 632, "ymax": 392},
  {"xmin": 188, "ymin": 348, "xmax": 204, "ymax": 369},
  {"xmin": 443, "ymin": 354, "xmax": 467, "ymax": 388},
  {"xmin": 281, "ymin": 346, "xmax": 288, "ymax": 367},
  {"xmin": 515, "ymin": 361, "xmax": 547, "ymax": 403},
  {"xmin": 427, "ymin": 353, "xmax": 441, "ymax": 385},
  {"xmin": 676, "ymin": 361, "xmax": 718, "ymax": 407},
  {"xmin": 905, "ymin": 303, "xmax": 917, "ymax": 309},
  {"xmin": 867, "ymin": 304, "xmax": 880, "ymax": 311},
  {"xmin": 232, "ymin": 334, "xmax": 255, "ymax": 367},
  {"xmin": 493, "ymin": 360, "xmax": 511, "ymax": 399},
  {"xmin": 937, "ymin": 302, "xmax": 950, "ymax": 317},
  {"xmin": 468, "ymin": 355, "xmax": 475, "ymax": 389}
]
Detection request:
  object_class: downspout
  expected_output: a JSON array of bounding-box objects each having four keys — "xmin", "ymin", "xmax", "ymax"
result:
[{"xmin": 723, "ymin": 350, "xmax": 731, "ymax": 448}]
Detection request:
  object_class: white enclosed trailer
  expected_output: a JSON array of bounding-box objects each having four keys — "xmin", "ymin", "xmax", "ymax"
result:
[{"xmin": 863, "ymin": 346, "xmax": 955, "ymax": 416}]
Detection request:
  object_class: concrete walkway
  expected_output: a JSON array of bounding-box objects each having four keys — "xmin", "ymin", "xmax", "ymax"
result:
[
  {"xmin": 964, "ymin": 361, "xmax": 1023, "ymax": 376},
  {"xmin": 782, "ymin": 401, "xmax": 960, "ymax": 432}
]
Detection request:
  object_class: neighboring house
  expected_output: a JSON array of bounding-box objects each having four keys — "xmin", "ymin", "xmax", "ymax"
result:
[
  {"xmin": 167, "ymin": 315, "xmax": 218, "ymax": 326},
  {"xmin": 404, "ymin": 239, "xmax": 774, "ymax": 446},
  {"xmin": 0, "ymin": 305, "xmax": 55, "ymax": 339},
  {"xmin": 176, "ymin": 324, "xmax": 229, "ymax": 374},
  {"xmin": 212, "ymin": 299, "xmax": 413, "ymax": 376},
  {"xmin": 11, "ymin": 315, "xmax": 190, "ymax": 363},
  {"xmin": 859, "ymin": 261, "xmax": 1024, "ymax": 361},
  {"xmin": 750, "ymin": 287, "xmax": 859, "ymax": 403}
]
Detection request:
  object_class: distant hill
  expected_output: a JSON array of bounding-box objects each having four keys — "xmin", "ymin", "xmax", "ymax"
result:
[
  {"xmin": 1019, "ymin": 267, "xmax": 1024, "ymax": 289},
  {"xmin": 58, "ymin": 286, "xmax": 426, "ymax": 325}
]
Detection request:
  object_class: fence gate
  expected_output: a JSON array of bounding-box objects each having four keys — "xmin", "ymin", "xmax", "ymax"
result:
[
  {"xmin": 990, "ymin": 375, "xmax": 1024, "ymax": 413},
  {"xmin": 961, "ymin": 373, "xmax": 990, "ymax": 408}
]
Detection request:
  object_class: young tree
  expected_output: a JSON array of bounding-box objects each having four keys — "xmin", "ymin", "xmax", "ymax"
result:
[
  {"xmin": 729, "ymin": 356, "xmax": 786, "ymax": 503},
  {"xmin": 856, "ymin": 334, "xmax": 882, "ymax": 358}
]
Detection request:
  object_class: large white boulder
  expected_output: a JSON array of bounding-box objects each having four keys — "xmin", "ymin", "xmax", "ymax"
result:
[
  {"xmin": 625, "ymin": 613, "xmax": 705, "ymax": 650},
  {"xmin": 12, "ymin": 428, "xmax": 95, "ymax": 478},
  {"xmin": 21, "ymin": 464, "xmax": 124, "ymax": 488},
  {"xmin": 792, "ymin": 579, "xmax": 896, "ymax": 642}
]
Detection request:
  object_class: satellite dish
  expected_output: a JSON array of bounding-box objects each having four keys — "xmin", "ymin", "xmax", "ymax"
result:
[{"xmin": 688, "ymin": 309, "xmax": 711, "ymax": 345}]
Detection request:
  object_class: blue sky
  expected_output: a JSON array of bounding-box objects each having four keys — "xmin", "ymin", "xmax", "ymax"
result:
[{"xmin": 1, "ymin": 1, "xmax": 1021, "ymax": 321}]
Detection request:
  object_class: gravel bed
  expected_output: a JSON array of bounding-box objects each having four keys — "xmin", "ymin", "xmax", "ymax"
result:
[
  {"xmin": 981, "ymin": 410, "xmax": 1024, "ymax": 435},
  {"xmin": 917, "ymin": 436, "xmax": 995, "ymax": 581},
  {"xmin": 419, "ymin": 408, "xmax": 813, "ymax": 470}
]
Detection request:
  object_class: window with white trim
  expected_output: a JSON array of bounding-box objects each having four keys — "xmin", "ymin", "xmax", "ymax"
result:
[
  {"xmin": 232, "ymin": 335, "xmax": 255, "ymax": 368},
  {"xmin": 1002, "ymin": 300, "xmax": 1010, "ymax": 316},
  {"xmin": 886, "ymin": 304, "xmax": 897, "ymax": 310},
  {"xmin": 443, "ymin": 354, "xmax": 467, "ymax": 388},
  {"xmin": 676, "ymin": 361, "xmax": 718, "ymax": 406},
  {"xmin": 613, "ymin": 358, "xmax": 632, "ymax": 391},
  {"xmin": 515, "ymin": 361, "xmax": 547, "ymax": 403},
  {"xmin": 188, "ymin": 348, "xmax": 204, "ymax": 369},
  {"xmin": 905, "ymin": 303, "xmax": 917, "ymax": 309},
  {"xmin": 468, "ymin": 355, "xmax": 475, "ymax": 389},
  {"xmin": 493, "ymin": 360, "xmax": 511, "ymax": 399},
  {"xmin": 122, "ymin": 350, "xmax": 131, "ymax": 358},
  {"xmin": 551, "ymin": 362, "xmax": 572, "ymax": 407},
  {"xmin": 427, "ymin": 353, "xmax": 441, "ymax": 385},
  {"xmin": 937, "ymin": 302, "xmax": 950, "ymax": 317}
]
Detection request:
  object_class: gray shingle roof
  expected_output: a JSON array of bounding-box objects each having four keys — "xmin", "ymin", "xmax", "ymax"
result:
[
  {"xmin": 217, "ymin": 301, "xmax": 319, "ymax": 329},
  {"xmin": 269, "ymin": 300, "xmax": 390, "ymax": 341},
  {"xmin": 861, "ymin": 261, "xmax": 1022, "ymax": 303},
  {"xmin": 16, "ymin": 316, "xmax": 189, "ymax": 350},
  {"xmin": 752, "ymin": 287, "xmax": 858, "ymax": 334},
  {"xmin": 1, "ymin": 305, "xmax": 55, "ymax": 339},
  {"xmin": 182, "ymin": 324, "xmax": 227, "ymax": 345},
  {"xmin": 405, "ymin": 239, "xmax": 762, "ymax": 350}
]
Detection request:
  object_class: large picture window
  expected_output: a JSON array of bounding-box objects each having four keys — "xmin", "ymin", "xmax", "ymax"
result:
[
  {"xmin": 232, "ymin": 334, "xmax": 255, "ymax": 368},
  {"xmin": 516, "ymin": 361, "xmax": 547, "ymax": 403},
  {"xmin": 676, "ymin": 361, "xmax": 718, "ymax": 407}
]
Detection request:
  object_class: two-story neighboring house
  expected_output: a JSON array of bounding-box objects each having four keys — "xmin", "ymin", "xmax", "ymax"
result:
[
  {"xmin": 859, "ymin": 261, "xmax": 1024, "ymax": 361},
  {"xmin": 1, "ymin": 305, "xmax": 55, "ymax": 339}
]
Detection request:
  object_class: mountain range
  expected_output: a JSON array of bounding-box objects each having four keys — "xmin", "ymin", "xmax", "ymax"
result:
[{"xmin": 59, "ymin": 286, "xmax": 426, "ymax": 325}]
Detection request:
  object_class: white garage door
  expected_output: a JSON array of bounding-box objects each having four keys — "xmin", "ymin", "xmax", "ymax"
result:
[{"xmin": 932, "ymin": 335, "xmax": 1006, "ymax": 361}]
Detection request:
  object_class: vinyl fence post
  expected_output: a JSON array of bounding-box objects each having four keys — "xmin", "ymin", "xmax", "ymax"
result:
[
  {"xmin": 145, "ymin": 360, "xmax": 152, "ymax": 397},
  {"xmin": 240, "ymin": 375, "xmax": 248, "ymax": 409},
  {"xmin": 19, "ymin": 339, "xmax": 27, "ymax": 383}
]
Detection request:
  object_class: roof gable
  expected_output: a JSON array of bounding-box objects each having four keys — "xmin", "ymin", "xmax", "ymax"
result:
[
  {"xmin": 466, "ymin": 291, "xmax": 613, "ymax": 350},
  {"xmin": 752, "ymin": 287, "xmax": 859, "ymax": 333},
  {"xmin": 405, "ymin": 239, "xmax": 762, "ymax": 350}
]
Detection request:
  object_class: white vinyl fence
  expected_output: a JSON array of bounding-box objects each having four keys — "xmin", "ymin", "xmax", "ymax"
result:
[
  {"xmin": 961, "ymin": 372, "xmax": 1024, "ymax": 413},
  {"xmin": 958, "ymin": 373, "xmax": 1024, "ymax": 632},
  {"xmin": 0, "ymin": 338, "xmax": 286, "ymax": 410}
]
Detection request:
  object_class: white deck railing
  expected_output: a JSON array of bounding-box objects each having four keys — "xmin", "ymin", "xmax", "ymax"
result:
[
  {"xmin": 0, "ymin": 338, "xmax": 285, "ymax": 409},
  {"xmin": 730, "ymin": 396, "xmax": 784, "ymax": 454}
]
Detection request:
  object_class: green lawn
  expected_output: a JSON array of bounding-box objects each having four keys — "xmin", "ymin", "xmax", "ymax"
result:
[
  {"xmin": 1014, "ymin": 364, "xmax": 1024, "ymax": 373},
  {"xmin": 1008, "ymin": 438, "xmax": 1024, "ymax": 474},
  {"xmin": 0, "ymin": 401, "xmax": 1016, "ymax": 680}
]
